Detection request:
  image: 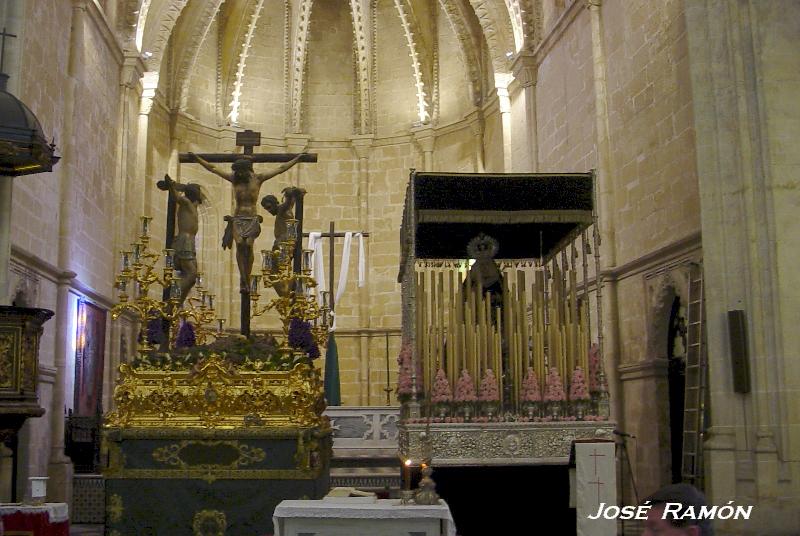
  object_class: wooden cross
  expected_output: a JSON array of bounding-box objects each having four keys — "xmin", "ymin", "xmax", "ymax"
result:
[
  {"xmin": 174, "ymin": 130, "xmax": 318, "ymax": 336},
  {"xmin": 0, "ymin": 27, "xmax": 18, "ymax": 79},
  {"xmin": 301, "ymin": 221, "xmax": 369, "ymax": 313}
]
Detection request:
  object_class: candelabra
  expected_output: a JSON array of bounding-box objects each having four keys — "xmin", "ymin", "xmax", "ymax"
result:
[
  {"xmin": 111, "ymin": 216, "xmax": 223, "ymax": 353},
  {"xmin": 249, "ymin": 218, "xmax": 330, "ymax": 359}
]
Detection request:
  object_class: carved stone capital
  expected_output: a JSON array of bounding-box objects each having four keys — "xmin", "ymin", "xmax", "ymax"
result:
[
  {"xmin": 511, "ymin": 53, "xmax": 538, "ymax": 88},
  {"xmin": 120, "ymin": 54, "xmax": 146, "ymax": 92},
  {"xmin": 411, "ymin": 126, "xmax": 436, "ymax": 153},
  {"xmin": 349, "ymin": 135, "xmax": 374, "ymax": 160}
]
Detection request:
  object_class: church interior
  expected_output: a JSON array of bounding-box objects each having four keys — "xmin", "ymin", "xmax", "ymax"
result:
[{"xmin": 0, "ymin": 0, "xmax": 798, "ymax": 534}]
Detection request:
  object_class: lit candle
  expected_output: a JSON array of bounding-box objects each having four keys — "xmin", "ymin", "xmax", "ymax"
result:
[
  {"xmin": 403, "ymin": 459, "xmax": 412, "ymax": 490},
  {"xmin": 217, "ymin": 318, "xmax": 225, "ymax": 333}
]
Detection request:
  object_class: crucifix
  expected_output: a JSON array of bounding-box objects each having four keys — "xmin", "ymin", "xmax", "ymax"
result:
[
  {"xmin": 302, "ymin": 221, "xmax": 369, "ymax": 314},
  {"xmin": 178, "ymin": 130, "xmax": 317, "ymax": 336}
]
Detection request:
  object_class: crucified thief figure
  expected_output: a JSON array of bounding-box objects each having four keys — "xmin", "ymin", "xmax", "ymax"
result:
[
  {"xmin": 188, "ymin": 152, "xmax": 305, "ymax": 292},
  {"xmin": 163, "ymin": 175, "xmax": 205, "ymax": 305}
]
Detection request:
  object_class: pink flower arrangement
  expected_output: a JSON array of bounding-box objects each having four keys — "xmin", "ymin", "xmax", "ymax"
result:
[
  {"xmin": 431, "ymin": 368, "xmax": 453, "ymax": 403},
  {"xmin": 396, "ymin": 342, "xmax": 421, "ymax": 397},
  {"xmin": 569, "ymin": 366, "xmax": 590, "ymax": 401},
  {"xmin": 454, "ymin": 369, "xmax": 477, "ymax": 402},
  {"xmin": 543, "ymin": 367, "xmax": 566, "ymax": 402},
  {"xmin": 478, "ymin": 369, "xmax": 500, "ymax": 402},
  {"xmin": 588, "ymin": 344, "xmax": 606, "ymax": 393},
  {"xmin": 521, "ymin": 367, "xmax": 542, "ymax": 402}
]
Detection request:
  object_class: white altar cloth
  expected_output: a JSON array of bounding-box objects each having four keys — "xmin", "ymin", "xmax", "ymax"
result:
[
  {"xmin": 0, "ymin": 502, "xmax": 70, "ymax": 523},
  {"xmin": 273, "ymin": 499, "xmax": 457, "ymax": 536}
]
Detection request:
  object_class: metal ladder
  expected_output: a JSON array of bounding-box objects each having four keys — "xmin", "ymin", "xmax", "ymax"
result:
[{"xmin": 681, "ymin": 262, "xmax": 707, "ymax": 488}]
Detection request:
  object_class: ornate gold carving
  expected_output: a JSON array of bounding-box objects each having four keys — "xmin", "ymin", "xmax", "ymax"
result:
[
  {"xmin": 0, "ymin": 333, "xmax": 14, "ymax": 387},
  {"xmin": 193, "ymin": 509, "xmax": 227, "ymax": 536},
  {"xmin": 107, "ymin": 493, "xmax": 124, "ymax": 523},
  {"xmin": 152, "ymin": 440, "xmax": 266, "ymax": 469},
  {"xmin": 104, "ymin": 353, "xmax": 325, "ymax": 429}
]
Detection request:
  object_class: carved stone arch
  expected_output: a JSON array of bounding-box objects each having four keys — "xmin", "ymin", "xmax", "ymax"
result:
[
  {"xmin": 171, "ymin": 0, "xmax": 226, "ymax": 111},
  {"xmin": 349, "ymin": 0, "xmax": 375, "ymax": 134},
  {"xmin": 139, "ymin": 0, "xmax": 190, "ymax": 73},
  {"xmin": 466, "ymin": 0, "xmax": 515, "ymax": 75},
  {"xmin": 517, "ymin": 0, "xmax": 543, "ymax": 50},
  {"xmin": 439, "ymin": 0, "xmax": 483, "ymax": 106},
  {"xmin": 119, "ymin": 0, "xmax": 145, "ymax": 47},
  {"xmin": 286, "ymin": 0, "xmax": 314, "ymax": 133},
  {"xmin": 394, "ymin": 0, "xmax": 433, "ymax": 123},
  {"xmin": 220, "ymin": 0, "xmax": 266, "ymax": 125}
]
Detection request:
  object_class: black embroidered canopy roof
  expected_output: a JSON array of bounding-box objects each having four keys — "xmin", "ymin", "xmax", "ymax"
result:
[{"xmin": 399, "ymin": 171, "xmax": 595, "ymax": 272}]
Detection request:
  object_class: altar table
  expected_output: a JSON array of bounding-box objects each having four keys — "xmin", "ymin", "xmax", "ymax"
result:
[
  {"xmin": 0, "ymin": 503, "xmax": 69, "ymax": 536},
  {"xmin": 273, "ymin": 499, "xmax": 457, "ymax": 536}
]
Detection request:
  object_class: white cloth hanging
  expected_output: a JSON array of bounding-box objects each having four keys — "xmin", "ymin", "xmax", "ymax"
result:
[
  {"xmin": 331, "ymin": 232, "xmax": 353, "ymax": 331},
  {"xmin": 308, "ymin": 232, "xmax": 326, "ymax": 302}
]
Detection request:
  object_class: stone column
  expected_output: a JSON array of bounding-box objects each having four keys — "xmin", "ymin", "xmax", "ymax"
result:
[
  {"xmin": 351, "ymin": 135, "xmax": 373, "ymax": 404},
  {"xmin": 587, "ymin": 0, "xmax": 622, "ymax": 437},
  {"xmin": 0, "ymin": 177, "xmax": 13, "ymax": 305},
  {"xmin": 494, "ymin": 74, "xmax": 514, "ymax": 172},
  {"xmin": 511, "ymin": 54, "xmax": 539, "ymax": 172},
  {"xmin": 48, "ymin": 0, "xmax": 88, "ymax": 502},
  {"xmin": 411, "ymin": 127, "xmax": 435, "ymax": 172},
  {"xmin": 467, "ymin": 110, "xmax": 486, "ymax": 172}
]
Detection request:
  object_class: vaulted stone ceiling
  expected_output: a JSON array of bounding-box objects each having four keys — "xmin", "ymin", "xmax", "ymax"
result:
[{"xmin": 121, "ymin": 0, "xmax": 541, "ymax": 137}]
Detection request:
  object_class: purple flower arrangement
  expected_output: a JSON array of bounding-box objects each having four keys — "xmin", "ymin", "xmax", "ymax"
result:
[{"xmin": 288, "ymin": 317, "xmax": 320, "ymax": 359}]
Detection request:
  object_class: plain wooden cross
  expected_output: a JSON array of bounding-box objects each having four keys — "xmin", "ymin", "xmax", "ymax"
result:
[{"xmin": 0, "ymin": 27, "xmax": 18, "ymax": 83}]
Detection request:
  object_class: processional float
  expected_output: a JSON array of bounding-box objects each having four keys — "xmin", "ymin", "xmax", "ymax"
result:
[
  {"xmin": 102, "ymin": 143, "xmax": 331, "ymax": 535},
  {"xmin": 397, "ymin": 171, "xmax": 614, "ymax": 471}
]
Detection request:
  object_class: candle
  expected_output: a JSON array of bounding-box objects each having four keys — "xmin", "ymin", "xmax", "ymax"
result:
[
  {"xmin": 302, "ymin": 249, "xmax": 313, "ymax": 271},
  {"xmin": 121, "ymin": 251, "xmax": 131, "ymax": 271},
  {"xmin": 250, "ymin": 275, "xmax": 259, "ymax": 294},
  {"xmin": 207, "ymin": 294, "xmax": 215, "ymax": 310},
  {"xmin": 132, "ymin": 243, "xmax": 141, "ymax": 263},
  {"xmin": 140, "ymin": 216, "xmax": 151, "ymax": 236},
  {"xmin": 403, "ymin": 459, "xmax": 412, "ymax": 490},
  {"xmin": 217, "ymin": 318, "xmax": 225, "ymax": 333},
  {"xmin": 164, "ymin": 248, "xmax": 175, "ymax": 268},
  {"xmin": 169, "ymin": 279, "xmax": 180, "ymax": 300}
]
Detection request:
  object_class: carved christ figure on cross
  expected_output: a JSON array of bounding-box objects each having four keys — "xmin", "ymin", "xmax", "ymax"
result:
[{"xmin": 187, "ymin": 152, "xmax": 306, "ymax": 291}]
